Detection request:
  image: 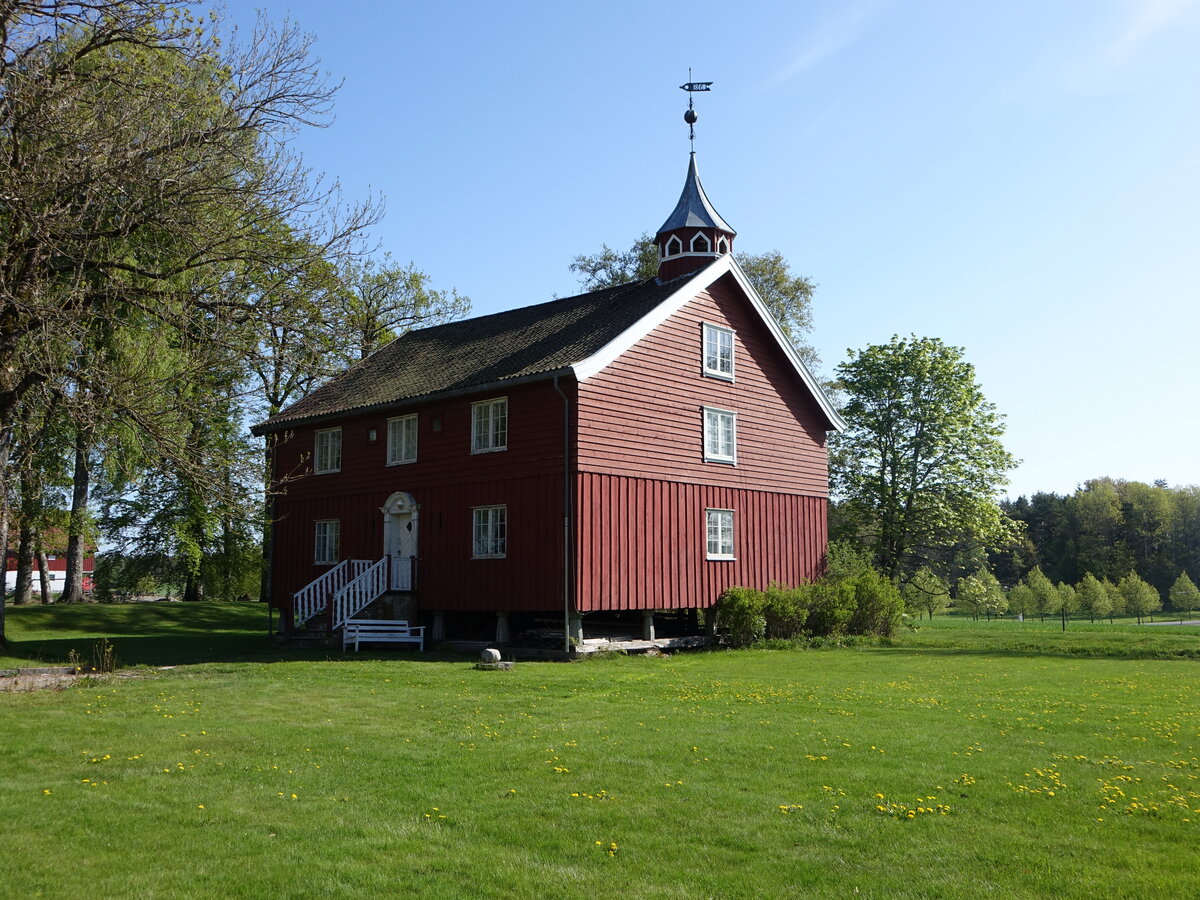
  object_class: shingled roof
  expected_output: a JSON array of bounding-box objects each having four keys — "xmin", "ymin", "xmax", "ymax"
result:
[{"xmin": 253, "ymin": 276, "xmax": 682, "ymax": 434}]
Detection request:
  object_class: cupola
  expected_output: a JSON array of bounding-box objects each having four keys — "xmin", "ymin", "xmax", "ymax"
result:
[{"xmin": 655, "ymin": 152, "xmax": 736, "ymax": 281}]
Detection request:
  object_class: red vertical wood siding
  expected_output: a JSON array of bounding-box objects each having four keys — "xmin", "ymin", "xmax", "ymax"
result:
[
  {"xmin": 576, "ymin": 272, "xmax": 829, "ymax": 496},
  {"xmin": 269, "ymin": 379, "xmax": 570, "ymax": 613},
  {"xmin": 570, "ymin": 269, "xmax": 832, "ymax": 612},
  {"xmin": 574, "ymin": 473, "xmax": 827, "ymax": 612}
]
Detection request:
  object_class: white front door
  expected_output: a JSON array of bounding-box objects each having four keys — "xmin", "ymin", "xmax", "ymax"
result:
[{"xmin": 381, "ymin": 492, "xmax": 419, "ymax": 591}]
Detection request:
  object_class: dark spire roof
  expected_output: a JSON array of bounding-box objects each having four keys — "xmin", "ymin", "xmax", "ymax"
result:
[
  {"xmin": 253, "ymin": 277, "xmax": 682, "ymax": 434},
  {"xmin": 656, "ymin": 152, "xmax": 736, "ymax": 236}
]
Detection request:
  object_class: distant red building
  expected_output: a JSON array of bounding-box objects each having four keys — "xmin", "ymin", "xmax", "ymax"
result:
[
  {"xmin": 5, "ymin": 551, "xmax": 95, "ymax": 595},
  {"xmin": 253, "ymin": 152, "xmax": 844, "ymax": 646}
]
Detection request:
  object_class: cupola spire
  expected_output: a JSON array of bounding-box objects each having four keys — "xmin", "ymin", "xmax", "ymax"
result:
[{"xmin": 655, "ymin": 75, "xmax": 735, "ymax": 281}]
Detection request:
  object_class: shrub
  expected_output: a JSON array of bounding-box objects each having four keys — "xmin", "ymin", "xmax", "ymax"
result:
[
  {"xmin": 805, "ymin": 579, "xmax": 856, "ymax": 637},
  {"xmin": 715, "ymin": 586, "xmax": 766, "ymax": 647},
  {"xmin": 763, "ymin": 582, "xmax": 809, "ymax": 639},
  {"xmin": 847, "ymin": 568, "xmax": 904, "ymax": 637}
]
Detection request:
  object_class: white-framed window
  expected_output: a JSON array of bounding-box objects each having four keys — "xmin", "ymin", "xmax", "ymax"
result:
[
  {"xmin": 706, "ymin": 509, "xmax": 735, "ymax": 560},
  {"xmin": 471, "ymin": 397, "xmax": 508, "ymax": 453},
  {"xmin": 691, "ymin": 232, "xmax": 711, "ymax": 253},
  {"xmin": 314, "ymin": 519, "xmax": 340, "ymax": 565},
  {"xmin": 472, "ymin": 505, "xmax": 507, "ymax": 558},
  {"xmin": 717, "ymin": 236, "xmax": 729, "ymax": 254},
  {"xmin": 314, "ymin": 427, "xmax": 342, "ymax": 474},
  {"xmin": 387, "ymin": 414, "xmax": 417, "ymax": 465},
  {"xmin": 703, "ymin": 407, "xmax": 737, "ymax": 463},
  {"xmin": 665, "ymin": 235, "xmax": 682, "ymax": 257},
  {"xmin": 702, "ymin": 323, "xmax": 735, "ymax": 380}
]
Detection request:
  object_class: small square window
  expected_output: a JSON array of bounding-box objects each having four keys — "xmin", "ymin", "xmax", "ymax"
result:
[
  {"xmin": 702, "ymin": 323, "xmax": 734, "ymax": 380},
  {"xmin": 706, "ymin": 509, "xmax": 734, "ymax": 560},
  {"xmin": 471, "ymin": 398, "xmax": 508, "ymax": 453},
  {"xmin": 472, "ymin": 506, "xmax": 507, "ymax": 558},
  {"xmin": 314, "ymin": 520, "xmax": 340, "ymax": 565},
  {"xmin": 387, "ymin": 414, "xmax": 417, "ymax": 465},
  {"xmin": 703, "ymin": 407, "xmax": 737, "ymax": 464},
  {"xmin": 314, "ymin": 428, "xmax": 342, "ymax": 474}
]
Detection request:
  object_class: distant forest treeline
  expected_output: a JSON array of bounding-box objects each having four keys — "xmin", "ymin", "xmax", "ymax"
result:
[{"xmin": 990, "ymin": 478, "xmax": 1200, "ymax": 597}]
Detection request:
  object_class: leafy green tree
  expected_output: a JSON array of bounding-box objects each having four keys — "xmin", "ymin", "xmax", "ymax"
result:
[
  {"xmin": 1044, "ymin": 582, "xmax": 1078, "ymax": 631},
  {"xmin": 1007, "ymin": 582, "xmax": 1034, "ymax": 621},
  {"xmin": 0, "ymin": 4, "xmax": 374, "ymax": 641},
  {"xmin": 901, "ymin": 566, "xmax": 950, "ymax": 620},
  {"xmin": 831, "ymin": 336, "xmax": 1017, "ymax": 581},
  {"xmin": 957, "ymin": 567, "xmax": 1006, "ymax": 621},
  {"xmin": 1118, "ymin": 573, "xmax": 1161, "ymax": 625},
  {"xmin": 1024, "ymin": 566, "xmax": 1058, "ymax": 623},
  {"xmin": 334, "ymin": 254, "xmax": 471, "ymax": 361},
  {"xmin": 1076, "ymin": 573, "xmax": 1112, "ymax": 623},
  {"xmin": 1168, "ymin": 573, "xmax": 1200, "ymax": 623},
  {"xmin": 570, "ymin": 236, "xmax": 820, "ymax": 367},
  {"xmin": 1103, "ymin": 578, "xmax": 1124, "ymax": 623}
]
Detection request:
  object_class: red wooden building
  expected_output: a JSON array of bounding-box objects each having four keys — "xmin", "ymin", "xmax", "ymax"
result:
[
  {"xmin": 5, "ymin": 551, "xmax": 95, "ymax": 595},
  {"xmin": 253, "ymin": 153, "xmax": 844, "ymax": 647}
]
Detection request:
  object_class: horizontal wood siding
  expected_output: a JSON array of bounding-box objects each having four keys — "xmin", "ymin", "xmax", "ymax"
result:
[
  {"xmin": 576, "ymin": 272, "xmax": 830, "ymax": 496},
  {"xmin": 574, "ymin": 472, "xmax": 827, "ymax": 612},
  {"xmin": 270, "ymin": 380, "xmax": 570, "ymax": 612}
]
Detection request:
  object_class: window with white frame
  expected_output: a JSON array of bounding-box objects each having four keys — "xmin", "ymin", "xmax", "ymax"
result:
[
  {"xmin": 665, "ymin": 235, "xmax": 682, "ymax": 257},
  {"xmin": 702, "ymin": 323, "xmax": 734, "ymax": 379},
  {"xmin": 703, "ymin": 407, "xmax": 737, "ymax": 463},
  {"xmin": 691, "ymin": 232, "xmax": 711, "ymax": 253},
  {"xmin": 314, "ymin": 519, "xmax": 340, "ymax": 564},
  {"xmin": 706, "ymin": 509, "xmax": 734, "ymax": 560},
  {"xmin": 314, "ymin": 427, "xmax": 342, "ymax": 473},
  {"xmin": 472, "ymin": 505, "xmax": 507, "ymax": 558},
  {"xmin": 387, "ymin": 414, "xmax": 417, "ymax": 465},
  {"xmin": 471, "ymin": 397, "xmax": 508, "ymax": 453}
]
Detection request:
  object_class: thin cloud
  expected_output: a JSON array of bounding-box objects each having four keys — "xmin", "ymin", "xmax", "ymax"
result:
[
  {"xmin": 1107, "ymin": 0, "xmax": 1200, "ymax": 61},
  {"xmin": 760, "ymin": 1, "xmax": 886, "ymax": 91}
]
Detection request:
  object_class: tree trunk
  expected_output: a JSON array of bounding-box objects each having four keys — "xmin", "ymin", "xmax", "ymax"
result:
[
  {"xmin": 36, "ymin": 544, "xmax": 51, "ymax": 605},
  {"xmin": 259, "ymin": 439, "xmax": 274, "ymax": 604},
  {"xmin": 62, "ymin": 427, "xmax": 91, "ymax": 604},
  {"xmin": 0, "ymin": 437, "xmax": 9, "ymax": 646},
  {"xmin": 15, "ymin": 521, "xmax": 34, "ymax": 605}
]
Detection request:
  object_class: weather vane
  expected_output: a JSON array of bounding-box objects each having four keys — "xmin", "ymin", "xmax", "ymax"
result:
[{"xmin": 680, "ymin": 69, "xmax": 713, "ymax": 148}]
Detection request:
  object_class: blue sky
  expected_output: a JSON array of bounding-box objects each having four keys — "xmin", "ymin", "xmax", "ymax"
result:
[{"xmin": 230, "ymin": 0, "xmax": 1199, "ymax": 500}]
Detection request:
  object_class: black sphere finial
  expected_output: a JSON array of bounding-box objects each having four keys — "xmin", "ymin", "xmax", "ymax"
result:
[{"xmin": 684, "ymin": 109, "xmax": 698, "ymax": 125}]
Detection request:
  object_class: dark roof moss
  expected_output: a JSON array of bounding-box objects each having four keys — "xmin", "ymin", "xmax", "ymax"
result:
[{"xmin": 254, "ymin": 277, "xmax": 680, "ymax": 434}]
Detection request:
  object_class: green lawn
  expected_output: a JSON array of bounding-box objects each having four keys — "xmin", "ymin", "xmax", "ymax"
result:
[{"xmin": 1, "ymin": 606, "xmax": 1198, "ymax": 898}]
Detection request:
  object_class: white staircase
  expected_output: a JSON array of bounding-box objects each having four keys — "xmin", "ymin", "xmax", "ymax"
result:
[{"xmin": 293, "ymin": 556, "xmax": 416, "ymax": 631}]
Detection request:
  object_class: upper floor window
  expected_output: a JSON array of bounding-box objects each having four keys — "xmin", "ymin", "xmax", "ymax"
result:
[
  {"xmin": 703, "ymin": 323, "xmax": 735, "ymax": 380},
  {"xmin": 717, "ymin": 236, "xmax": 729, "ymax": 254},
  {"xmin": 706, "ymin": 509, "xmax": 735, "ymax": 560},
  {"xmin": 387, "ymin": 414, "xmax": 417, "ymax": 465},
  {"xmin": 703, "ymin": 407, "xmax": 737, "ymax": 464},
  {"xmin": 314, "ymin": 427, "xmax": 342, "ymax": 474},
  {"xmin": 314, "ymin": 519, "xmax": 340, "ymax": 564},
  {"xmin": 472, "ymin": 505, "xmax": 507, "ymax": 558},
  {"xmin": 665, "ymin": 235, "xmax": 682, "ymax": 257},
  {"xmin": 471, "ymin": 397, "xmax": 508, "ymax": 453},
  {"xmin": 691, "ymin": 232, "xmax": 711, "ymax": 253}
]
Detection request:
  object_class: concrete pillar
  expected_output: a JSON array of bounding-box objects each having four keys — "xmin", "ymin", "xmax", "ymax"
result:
[
  {"xmin": 496, "ymin": 612, "xmax": 511, "ymax": 644},
  {"xmin": 568, "ymin": 612, "xmax": 584, "ymax": 644},
  {"xmin": 431, "ymin": 612, "xmax": 446, "ymax": 641},
  {"xmin": 705, "ymin": 607, "xmax": 718, "ymax": 637},
  {"xmin": 642, "ymin": 610, "xmax": 656, "ymax": 641}
]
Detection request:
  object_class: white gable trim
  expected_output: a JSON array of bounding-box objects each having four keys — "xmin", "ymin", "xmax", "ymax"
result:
[{"xmin": 570, "ymin": 255, "xmax": 846, "ymax": 432}]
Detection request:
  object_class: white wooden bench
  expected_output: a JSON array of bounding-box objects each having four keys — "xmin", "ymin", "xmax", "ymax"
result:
[{"xmin": 342, "ymin": 619, "xmax": 425, "ymax": 652}]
